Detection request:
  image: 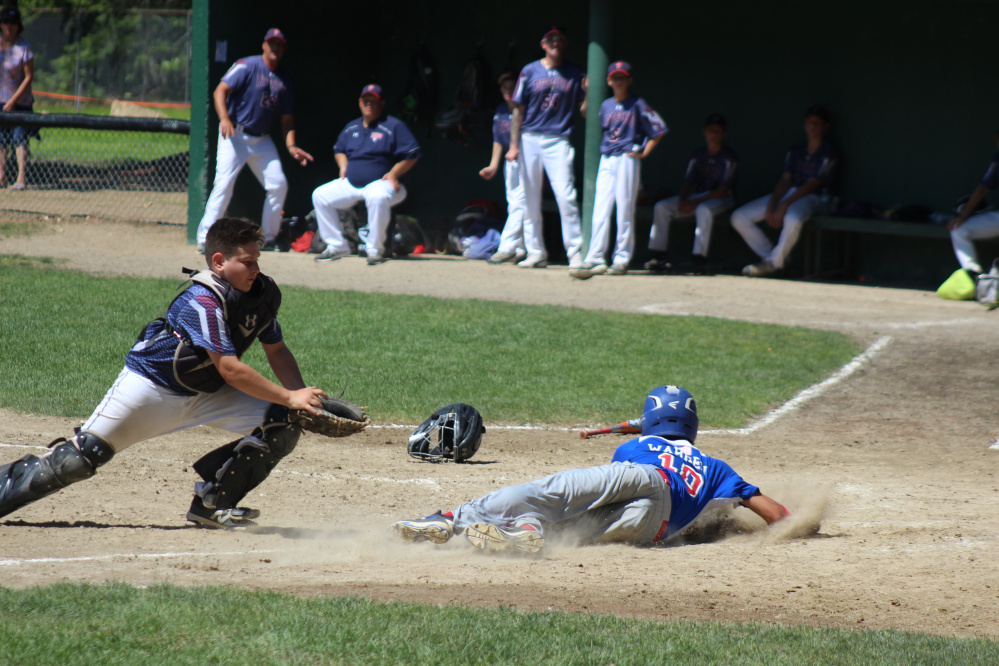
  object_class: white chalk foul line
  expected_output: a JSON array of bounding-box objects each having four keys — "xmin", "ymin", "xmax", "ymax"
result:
[
  {"xmin": 702, "ymin": 335, "xmax": 893, "ymax": 436},
  {"xmin": 0, "ymin": 548, "xmax": 284, "ymax": 567},
  {"xmin": 0, "ymin": 336, "xmax": 891, "ymax": 453}
]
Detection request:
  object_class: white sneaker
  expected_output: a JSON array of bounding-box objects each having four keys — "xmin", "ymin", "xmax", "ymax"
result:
[
  {"xmin": 465, "ymin": 522, "xmax": 545, "ymax": 554},
  {"xmin": 742, "ymin": 260, "xmax": 777, "ymax": 277},
  {"xmin": 487, "ymin": 250, "xmax": 518, "ymax": 264},
  {"xmin": 314, "ymin": 248, "xmax": 350, "ymax": 263},
  {"xmin": 606, "ymin": 263, "xmax": 629, "ymax": 275},
  {"xmin": 517, "ymin": 255, "xmax": 548, "ymax": 269},
  {"xmin": 366, "ymin": 251, "xmax": 386, "ymax": 265},
  {"xmin": 569, "ymin": 255, "xmax": 586, "ymax": 269},
  {"xmin": 588, "ymin": 263, "xmax": 608, "ymax": 275}
]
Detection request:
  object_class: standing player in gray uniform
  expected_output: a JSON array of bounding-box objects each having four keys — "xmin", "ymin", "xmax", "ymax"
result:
[
  {"xmin": 196, "ymin": 28, "xmax": 314, "ymax": 252},
  {"xmin": 393, "ymin": 385, "xmax": 788, "ymax": 554},
  {"xmin": 645, "ymin": 114, "xmax": 738, "ymax": 275},
  {"xmin": 731, "ymin": 105, "xmax": 836, "ymax": 277},
  {"xmin": 948, "ymin": 133, "xmax": 999, "ymax": 277},
  {"xmin": 572, "ymin": 61, "xmax": 666, "ymax": 279},
  {"xmin": 0, "ymin": 218, "xmax": 328, "ymax": 529},
  {"xmin": 480, "ymin": 72, "xmax": 527, "ymax": 264},
  {"xmin": 507, "ymin": 25, "xmax": 587, "ymax": 269}
]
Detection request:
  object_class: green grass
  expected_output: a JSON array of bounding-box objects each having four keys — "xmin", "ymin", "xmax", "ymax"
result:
[
  {"xmin": 0, "ymin": 583, "xmax": 994, "ymax": 665},
  {"xmin": 27, "ymin": 100, "xmax": 189, "ymax": 164},
  {"xmin": 0, "ymin": 255, "xmax": 861, "ymax": 426}
]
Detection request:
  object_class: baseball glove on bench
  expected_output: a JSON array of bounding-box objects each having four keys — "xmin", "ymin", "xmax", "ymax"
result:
[{"xmin": 290, "ymin": 397, "xmax": 371, "ymax": 437}]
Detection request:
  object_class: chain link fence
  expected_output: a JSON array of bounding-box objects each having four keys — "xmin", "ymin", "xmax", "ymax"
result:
[{"xmin": 0, "ymin": 7, "xmax": 191, "ymax": 225}]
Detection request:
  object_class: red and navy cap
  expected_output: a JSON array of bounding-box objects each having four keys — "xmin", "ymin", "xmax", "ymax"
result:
[
  {"xmin": 607, "ymin": 61, "xmax": 631, "ymax": 77},
  {"xmin": 264, "ymin": 28, "xmax": 287, "ymax": 43},
  {"xmin": 360, "ymin": 84, "xmax": 383, "ymax": 99},
  {"xmin": 542, "ymin": 25, "xmax": 566, "ymax": 40}
]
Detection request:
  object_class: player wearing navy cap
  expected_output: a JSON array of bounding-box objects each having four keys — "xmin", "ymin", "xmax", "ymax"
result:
[
  {"xmin": 644, "ymin": 114, "xmax": 738, "ymax": 275},
  {"xmin": 948, "ymin": 132, "xmax": 999, "ymax": 276},
  {"xmin": 312, "ymin": 84, "xmax": 422, "ymax": 265},
  {"xmin": 482, "ymin": 72, "xmax": 527, "ymax": 264},
  {"xmin": 393, "ymin": 385, "xmax": 788, "ymax": 554},
  {"xmin": 0, "ymin": 218, "xmax": 329, "ymax": 528},
  {"xmin": 571, "ymin": 62, "xmax": 666, "ymax": 279},
  {"xmin": 508, "ymin": 26, "xmax": 588, "ymax": 269},
  {"xmin": 731, "ymin": 105, "xmax": 837, "ymax": 277},
  {"xmin": 196, "ymin": 28, "xmax": 314, "ymax": 252}
]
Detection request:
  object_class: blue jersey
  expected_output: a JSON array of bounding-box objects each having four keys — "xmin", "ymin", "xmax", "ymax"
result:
[
  {"xmin": 683, "ymin": 145, "xmax": 738, "ymax": 193},
  {"xmin": 980, "ymin": 152, "xmax": 999, "ymax": 190},
  {"xmin": 611, "ymin": 436, "xmax": 759, "ymax": 539},
  {"xmin": 334, "ymin": 114, "xmax": 422, "ymax": 189},
  {"xmin": 492, "ymin": 102, "xmax": 513, "ymax": 151},
  {"xmin": 598, "ymin": 96, "xmax": 667, "ymax": 156},
  {"xmin": 512, "ymin": 60, "xmax": 586, "ymax": 137},
  {"xmin": 784, "ymin": 141, "xmax": 837, "ymax": 189},
  {"xmin": 220, "ymin": 55, "xmax": 294, "ymax": 136},
  {"xmin": 125, "ymin": 284, "xmax": 283, "ymax": 396}
]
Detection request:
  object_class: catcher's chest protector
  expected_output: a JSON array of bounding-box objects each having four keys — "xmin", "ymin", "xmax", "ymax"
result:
[{"xmin": 167, "ymin": 270, "xmax": 282, "ymax": 393}]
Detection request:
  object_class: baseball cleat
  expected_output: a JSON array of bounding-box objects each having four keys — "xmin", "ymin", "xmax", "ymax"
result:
[
  {"xmin": 465, "ymin": 522, "xmax": 545, "ymax": 554},
  {"xmin": 186, "ymin": 496, "xmax": 255, "ymax": 529},
  {"xmin": 742, "ymin": 260, "xmax": 778, "ymax": 277},
  {"xmin": 314, "ymin": 248, "xmax": 351, "ymax": 263},
  {"xmin": 366, "ymin": 251, "xmax": 386, "ymax": 266},
  {"xmin": 606, "ymin": 263, "xmax": 629, "ymax": 276},
  {"xmin": 393, "ymin": 511, "xmax": 455, "ymax": 544},
  {"xmin": 517, "ymin": 255, "xmax": 548, "ymax": 269},
  {"xmin": 487, "ymin": 250, "xmax": 519, "ymax": 264}
]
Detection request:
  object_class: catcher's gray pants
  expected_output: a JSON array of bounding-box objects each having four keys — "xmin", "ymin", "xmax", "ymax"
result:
[{"xmin": 453, "ymin": 462, "xmax": 671, "ymax": 545}]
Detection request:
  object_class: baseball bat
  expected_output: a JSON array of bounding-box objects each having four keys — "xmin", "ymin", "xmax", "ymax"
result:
[{"xmin": 579, "ymin": 418, "xmax": 641, "ymax": 439}]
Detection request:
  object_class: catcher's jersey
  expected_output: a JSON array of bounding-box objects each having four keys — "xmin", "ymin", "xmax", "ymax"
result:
[
  {"xmin": 220, "ymin": 55, "xmax": 294, "ymax": 136},
  {"xmin": 611, "ymin": 436, "xmax": 759, "ymax": 538},
  {"xmin": 684, "ymin": 145, "xmax": 739, "ymax": 194},
  {"xmin": 597, "ymin": 96, "xmax": 667, "ymax": 156},
  {"xmin": 513, "ymin": 59, "xmax": 585, "ymax": 137},
  {"xmin": 784, "ymin": 140, "xmax": 837, "ymax": 189},
  {"xmin": 125, "ymin": 283, "xmax": 282, "ymax": 396}
]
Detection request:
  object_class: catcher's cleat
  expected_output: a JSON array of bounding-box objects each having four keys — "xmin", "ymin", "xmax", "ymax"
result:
[
  {"xmin": 465, "ymin": 522, "xmax": 545, "ymax": 554},
  {"xmin": 186, "ymin": 497, "xmax": 253, "ymax": 529},
  {"xmin": 393, "ymin": 511, "xmax": 455, "ymax": 544}
]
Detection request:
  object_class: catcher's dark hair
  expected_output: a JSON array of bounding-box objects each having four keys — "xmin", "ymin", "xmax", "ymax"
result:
[{"xmin": 203, "ymin": 217, "xmax": 264, "ymax": 264}]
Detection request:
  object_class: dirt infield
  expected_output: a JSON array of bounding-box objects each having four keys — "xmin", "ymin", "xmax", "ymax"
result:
[{"xmin": 1, "ymin": 216, "xmax": 998, "ymax": 639}]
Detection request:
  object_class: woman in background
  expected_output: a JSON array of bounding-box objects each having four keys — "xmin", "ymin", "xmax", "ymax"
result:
[{"xmin": 0, "ymin": 7, "xmax": 37, "ymax": 190}]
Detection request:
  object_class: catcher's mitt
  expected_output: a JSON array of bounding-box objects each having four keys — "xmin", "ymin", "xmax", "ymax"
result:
[{"xmin": 290, "ymin": 397, "xmax": 371, "ymax": 437}]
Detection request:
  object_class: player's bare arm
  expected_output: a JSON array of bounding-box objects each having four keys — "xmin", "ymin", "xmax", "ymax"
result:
[
  {"xmin": 213, "ymin": 81, "xmax": 235, "ymax": 138},
  {"xmin": 280, "ymin": 115, "xmax": 313, "ymax": 166},
  {"xmin": 628, "ymin": 133, "xmax": 663, "ymax": 160},
  {"xmin": 506, "ymin": 104, "xmax": 524, "ymax": 161},
  {"xmin": 334, "ymin": 153, "xmax": 348, "ymax": 178},
  {"xmin": 208, "ymin": 350, "xmax": 325, "ymax": 414},
  {"xmin": 382, "ymin": 157, "xmax": 418, "ymax": 191},
  {"xmin": 261, "ymin": 340, "xmax": 310, "ymax": 391},
  {"xmin": 949, "ymin": 183, "xmax": 990, "ymax": 230},
  {"xmin": 480, "ymin": 141, "xmax": 503, "ymax": 180},
  {"xmin": 740, "ymin": 492, "xmax": 788, "ymax": 525}
]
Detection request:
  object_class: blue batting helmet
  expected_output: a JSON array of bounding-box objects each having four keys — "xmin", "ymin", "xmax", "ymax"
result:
[{"xmin": 641, "ymin": 385, "xmax": 698, "ymax": 442}]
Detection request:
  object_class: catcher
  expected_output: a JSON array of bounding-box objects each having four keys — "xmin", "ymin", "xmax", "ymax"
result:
[
  {"xmin": 394, "ymin": 385, "xmax": 787, "ymax": 553},
  {"xmin": 0, "ymin": 217, "xmax": 368, "ymax": 529}
]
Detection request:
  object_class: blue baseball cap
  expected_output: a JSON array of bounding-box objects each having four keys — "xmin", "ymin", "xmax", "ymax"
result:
[
  {"xmin": 542, "ymin": 25, "xmax": 566, "ymax": 40},
  {"xmin": 607, "ymin": 61, "xmax": 631, "ymax": 77},
  {"xmin": 263, "ymin": 28, "xmax": 286, "ymax": 43},
  {"xmin": 360, "ymin": 84, "xmax": 383, "ymax": 99}
]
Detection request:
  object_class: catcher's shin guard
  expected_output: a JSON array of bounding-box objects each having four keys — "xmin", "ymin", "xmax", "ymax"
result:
[
  {"xmin": 193, "ymin": 404, "xmax": 301, "ymax": 510},
  {"xmin": 0, "ymin": 432, "xmax": 115, "ymax": 519}
]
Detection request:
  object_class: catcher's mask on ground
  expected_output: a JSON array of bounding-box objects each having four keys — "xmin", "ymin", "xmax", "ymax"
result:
[
  {"xmin": 408, "ymin": 403, "xmax": 485, "ymax": 462},
  {"xmin": 641, "ymin": 385, "xmax": 699, "ymax": 442}
]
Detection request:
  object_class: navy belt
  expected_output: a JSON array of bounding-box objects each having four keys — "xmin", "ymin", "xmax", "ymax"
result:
[{"xmin": 236, "ymin": 124, "xmax": 265, "ymax": 137}]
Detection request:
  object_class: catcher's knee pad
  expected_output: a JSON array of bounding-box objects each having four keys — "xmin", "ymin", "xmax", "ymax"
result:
[
  {"xmin": 198, "ymin": 405, "xmax": 300, "ymax": 510},
  {"xmin": 0, "ymin": 431, "xmax": 114, "ymax": 519}
]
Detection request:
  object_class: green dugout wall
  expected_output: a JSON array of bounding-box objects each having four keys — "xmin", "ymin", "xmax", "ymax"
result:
[{"xmin": 189, "ymin": 0, "xmax": 999, "ymax": 273}]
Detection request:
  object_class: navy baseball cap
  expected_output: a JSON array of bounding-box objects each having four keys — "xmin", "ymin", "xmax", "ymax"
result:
[
  {"xmin": 360, "ymin": 84, "xmax": 383, "ymax": 99},
  {"xmin": 805, "ymin": 104, "xmax": 830, "ymax": 122},
  {"xmin": 704, "ymin": 113, "xmax": 727, "ymax": 129},
  {"xmin": 0, "ymin": 8, "xmax": 21, "ymax": 23},
  {"xmin": 497, "ymin": 71, "xmax": 517, "ymax": 85},
  {"xmin": 542, "ymin": 25, "xmax": 566, "ymax": 40},
  {"xmin": 607, "ymin": 61, "xmax": 631, "ymax": 77},
  {"xmin": 264, "ymin": 28, "xmax": 287, "ymax": 43}
]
